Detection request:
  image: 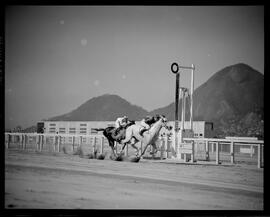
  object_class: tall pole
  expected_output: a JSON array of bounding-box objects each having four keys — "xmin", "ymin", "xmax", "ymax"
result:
[
  {"xmin": 175, "ymin": 73, "xmax": 180, "ymax": 134},
  {"xmin": 171, "ymin": 63, "xmax": 180, "ymax": 157},
  {"xmin": 180, "ymin": 88, "xmax": 186, "ymax": 131},
  {"xmin": 175, "ymin": 72, "xmax": 180, "ymax": 155},
  {"xmin": 190, "ymin": 64, "xmax": 195, "ymax": 130}
]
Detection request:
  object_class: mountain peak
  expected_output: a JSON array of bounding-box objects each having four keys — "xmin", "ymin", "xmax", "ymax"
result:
[{"xmin": 49, "ymin": 94, "xmax": 149, "ymax": 121}]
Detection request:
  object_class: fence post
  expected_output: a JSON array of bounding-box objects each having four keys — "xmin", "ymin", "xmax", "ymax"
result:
[
  {"xmin": 23, "ymin": 134, "xmax": 26, "ymax": 150},
  {"xmin": 36, "ymin": 134, "xmax": 39, "ymax": 151},
  {"xmin": 57, "ymin": 135, "xmax": 60, "ymax": 152},
  {"xmin": 40, "ymin": 135, "xmax": 43, "ymax": 151},
  {"xmin": 20, "ymin": 134, "xmax": 23, "ymax": 149},
  {"xmin": 205, "ymin": 140, "xmax": 209, "ymax": 161},
  {"xmin": 79, "ymin": 136, "xmax": 82, "ymax": 147},
  {"xmin": 191, "ymin": 140, "xmax": 195, "ymax": 163},
  {"xmin": 93, "ymin": 136, "xmax": 96, "ymax": 153},
  {"xmin": 6, "ymin": 134, "xmax": 10, "ymax": 149},
  {"xmin": 24, "ymin": 134, "xmax": 27, "ymax": 150},
  {"xmin": 101, "ymin": 137, "xmax": 104, "ymax": 154},
  {"xmin": 160, "ymin": 138, "xmax": 164, "ymax": 160},
  {"xmin": 230, "ymin": 141, "xmax": 235, "ymax": 164},
  {"xmin": 216, "ymin": 142, "xmax": 220, "ymax": 165},
  {"xmin": 71, "ymin": 136, "xmax": 75, "ymax": 152},
  {"xmin": 53, "ymin": 135, "xmax": 56, "ymax": 152},
  {"xmin": 250, "ymin": 145, "xmax": 254, "ymax": 158},
  {"xmin": 258, "ymin": 144, "xmax": 261, "ymax": 168},
  {"xmin": 165, "ymin": 136, "xmax": 169, "ymax": 158}
]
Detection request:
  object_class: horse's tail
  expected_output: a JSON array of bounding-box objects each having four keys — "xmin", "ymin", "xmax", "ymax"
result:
[{"xmin": 92, "ymin": 128, "xmax": 105, "ymax": 132}]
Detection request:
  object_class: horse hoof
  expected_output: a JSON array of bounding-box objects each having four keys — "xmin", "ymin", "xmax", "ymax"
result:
[
  {"xmin": 97, "ymin": 153, "xmax": 105, "ymax": 160},
  {"xmin": 129, "ymin": 156, "xmax": 140, "ymax": 163},
  {"xmin": 88, "ymin": 153, "xmax": 95, "ymax": 159},
  {"xmin": 115, "ymin": 155, "xmax": 124, "ymax": 161}
]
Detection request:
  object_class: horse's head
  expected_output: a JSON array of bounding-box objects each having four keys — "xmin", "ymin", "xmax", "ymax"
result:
[
  {"xmin": 156, "ymin": 115, "xmax": 173, "ymax": 131},
  {"xmin": 152, "ymin": 115, "xmax": 168, "ymax": 129},
  {"xmin": 155, "ymin": 114, "xmax": 167, "ymax": 123}
]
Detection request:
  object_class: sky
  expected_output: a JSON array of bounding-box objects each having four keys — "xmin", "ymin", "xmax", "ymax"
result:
[{"xmin": 5, "ymin": 6, "xmax": 264, "ymax": 129}]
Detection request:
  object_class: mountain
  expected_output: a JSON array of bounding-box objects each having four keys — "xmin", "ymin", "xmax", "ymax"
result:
[
  {"xmin": 49, "ymin": 94, "xmax": 149, "ymax": 121},
  {"xmin": 150, "ymin": 63, "xmax": 264, "ymax": 137},
  {"xmin": 47, "ymin": 63, "xmax": 264, "ymax": 137}
]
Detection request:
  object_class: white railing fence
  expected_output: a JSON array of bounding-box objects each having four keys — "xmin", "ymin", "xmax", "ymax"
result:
[
  {"xmin": 182, "ymin": 138, "xmax": 264, "ymax": 168},
  {"xmin": 5, "ymin": 133, "xmax": 264, "ymax": 168}
]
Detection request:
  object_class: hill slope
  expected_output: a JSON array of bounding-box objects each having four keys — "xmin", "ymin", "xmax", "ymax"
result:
[
  {"xmin": 49, "ymin": 94, "xmax": 149, "ymax": 121},
  {"xmin": 150, "ymin": 63, "xmax": 264, "ymax": 137},
  {"xmin": 151, "ymin": 63, "xmax": 263, "ymax": 120}
]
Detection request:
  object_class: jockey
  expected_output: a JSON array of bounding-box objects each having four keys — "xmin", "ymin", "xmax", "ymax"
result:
[
  {"xmin": 139, "ymin": 115, "xmax": 157, "ymax": 136},
  {"xmin": 113, "ymin": 116, "xmax": 129, "ymax": 141},
  {"xmin": 115, "ymin": 115, "xmax": 128, "ymax": 129}
]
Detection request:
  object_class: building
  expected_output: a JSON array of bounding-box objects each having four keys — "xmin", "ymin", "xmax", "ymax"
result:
[{"xmin": 37, "ymin": 120, "xmax": 214, "ymax": 138}]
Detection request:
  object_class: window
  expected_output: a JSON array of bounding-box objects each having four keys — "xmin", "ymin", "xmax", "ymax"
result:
[
  {"xmin": 69, "ymin": 128, "xmax": 76, "ymax": 134},
  {"xmin": 49, "ymin": 127, "xmax": 56, "ymax": 133},
  {"xmin": 80, "ymin": 123, "xmax": 87, "ymax": 126},
  {"xmin": 80, "ymin": 127, "xmax": 87, "ymax": 134},
  {"xmin": 59, "ymin": 128, "xmax": 66, "ymax": 134},
  {"xmin": 199, "ymin": 133, "xmax": 203, "ymax": 137},
  {"xmin": 49, "ymin": 123, "xmax": 56, "ymax": 126},
  {"xmin": 80, "ymin": 128, "xmax": 87, "ymax": 131}
]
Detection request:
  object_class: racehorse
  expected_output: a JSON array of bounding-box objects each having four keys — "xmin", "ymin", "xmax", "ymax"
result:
[
  {"xmin": 92, "ymin": 120, "xmax": 135, "ymax": 158},
  {"xmin": 119, "ymin": 115, "xmax": 171, "ymax": 157}
]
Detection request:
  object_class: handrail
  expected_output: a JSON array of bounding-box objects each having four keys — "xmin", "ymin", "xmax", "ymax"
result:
[{"xmin": 183, "ymin": 137, "xmax": 264, "ymax": 145}]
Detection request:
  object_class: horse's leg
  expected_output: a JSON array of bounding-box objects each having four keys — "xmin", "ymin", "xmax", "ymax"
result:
[
  {"xmin": 130, "ymin": 138, "xmax": 140, "ymax": 156},
  {"xmin": 138, "ymin": 142, "xmax": 152, "ymax": 158},
  {"xmin": 150, "ymin": 142, "xmax": 158, "ymax": 154},
  {"xmin": 118, "ymin": 142, "xmax": 127, "ymax": 156},
  {"xmin": 108, "ymin": 139, "xmax": 117, "ymax": 157}
]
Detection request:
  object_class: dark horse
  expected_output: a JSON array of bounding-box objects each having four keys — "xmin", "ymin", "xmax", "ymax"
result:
[{"xmin": 92, "ymin": 120, "xmax": 136, "ymax": 158}]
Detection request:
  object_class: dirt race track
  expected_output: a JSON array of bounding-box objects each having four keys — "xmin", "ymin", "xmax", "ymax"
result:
[{"xmin": 5, "ymin": 149, "xmax": 263, "ymax": 209}]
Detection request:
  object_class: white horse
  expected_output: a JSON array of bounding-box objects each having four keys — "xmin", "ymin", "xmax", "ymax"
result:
[{"xmin": 119, "ymin": 115, "xmax": 170, "ymax": 157}]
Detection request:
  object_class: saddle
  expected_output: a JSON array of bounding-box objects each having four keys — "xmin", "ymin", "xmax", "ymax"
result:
[{"xmin": 112, "ymin": 121, "xmax": 135, "ymax": 142}]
